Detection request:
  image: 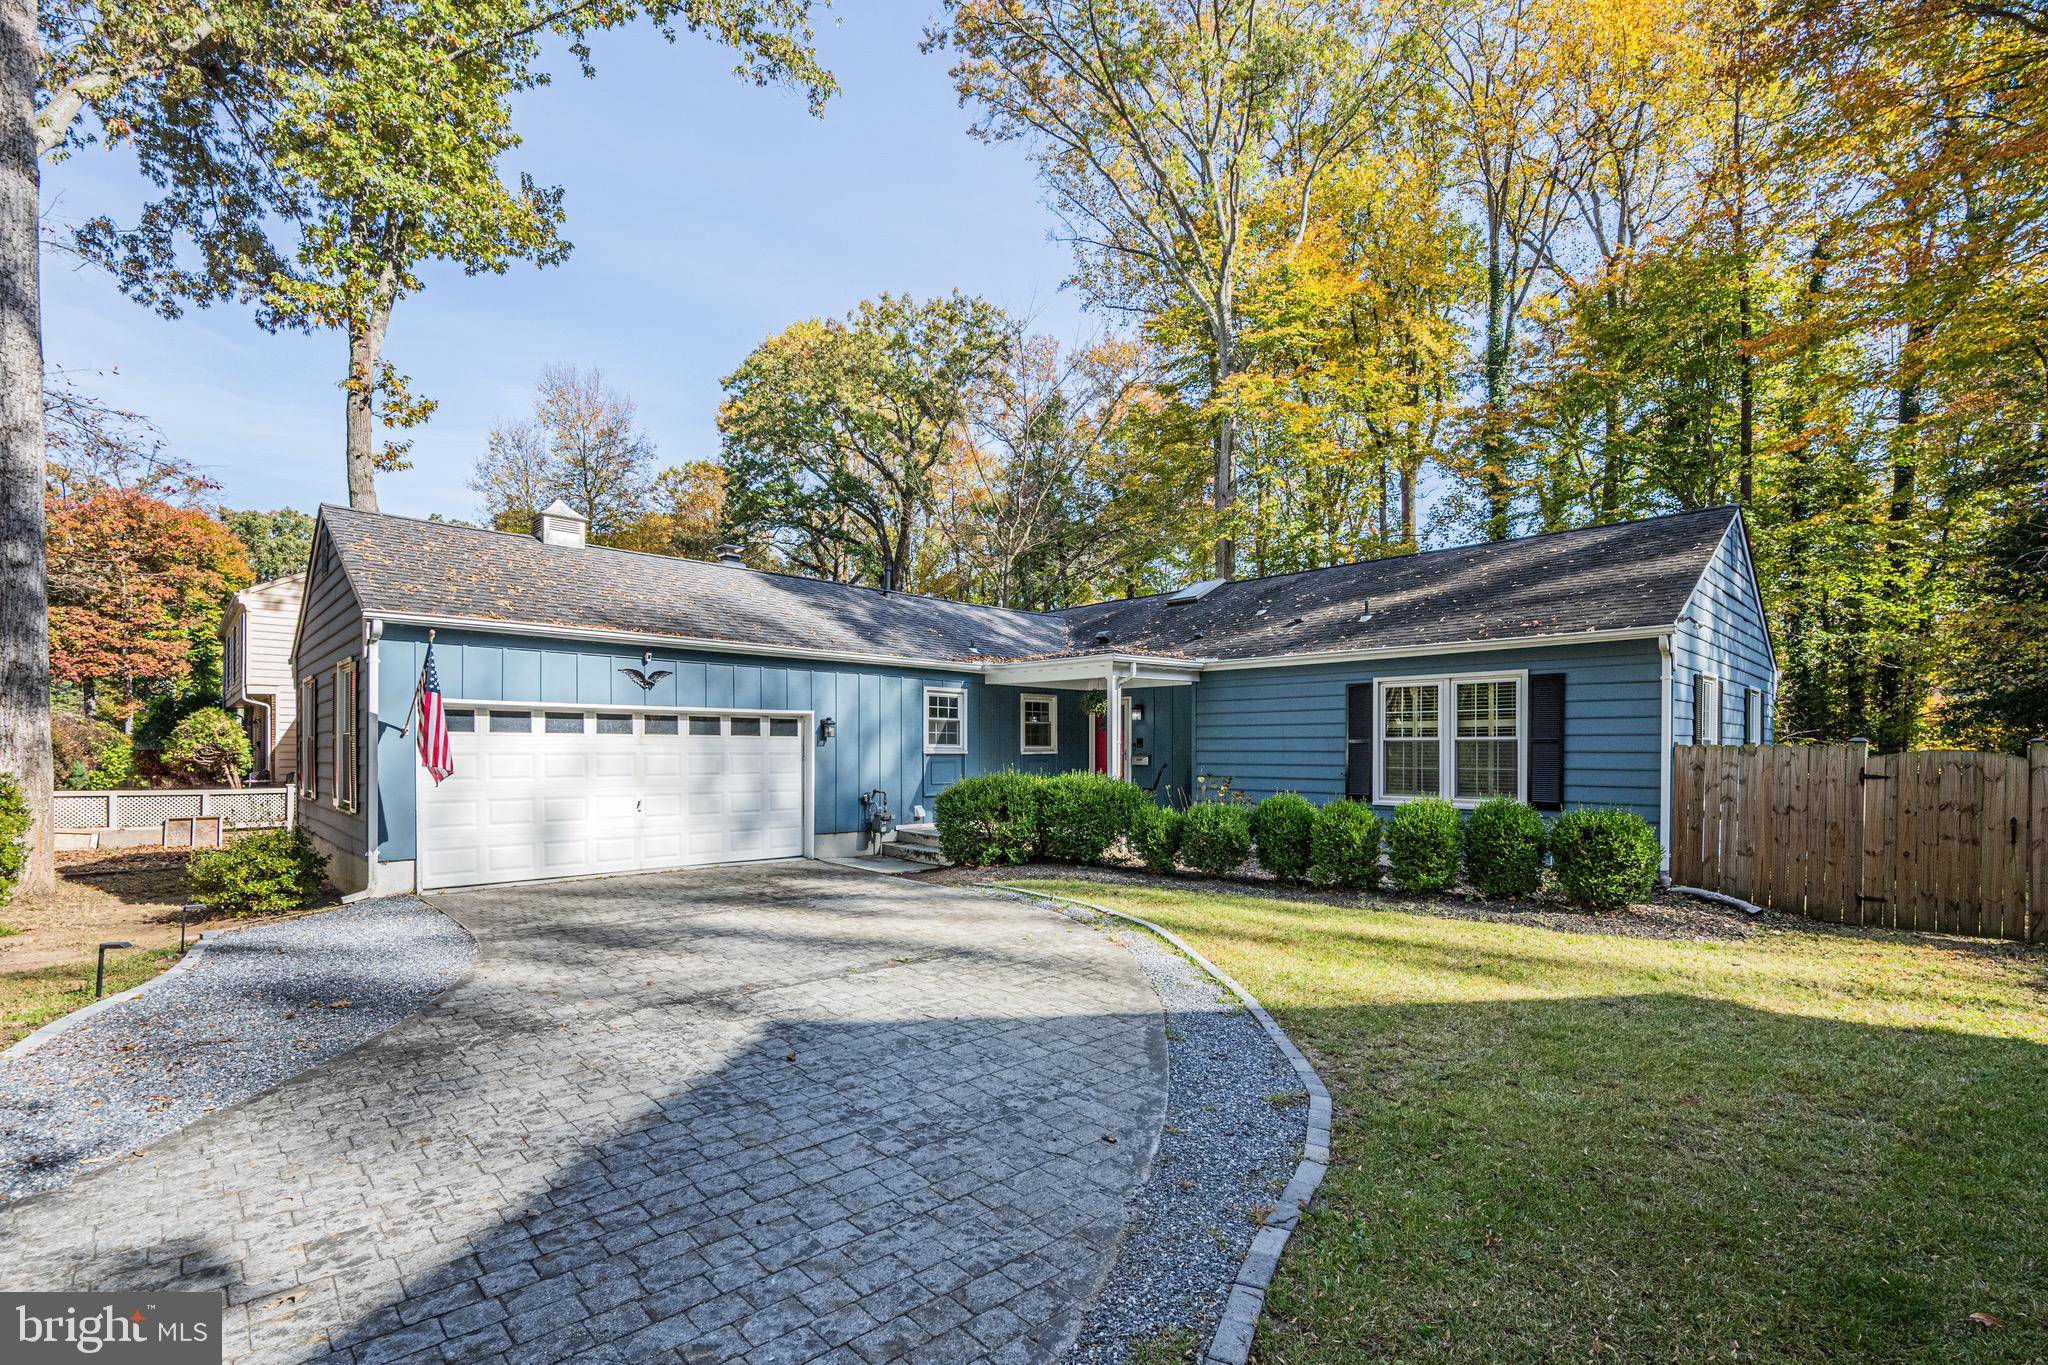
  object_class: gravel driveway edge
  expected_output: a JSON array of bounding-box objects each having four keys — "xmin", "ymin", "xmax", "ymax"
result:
[
  {"xmin": 993, "ymin": 883, "xmax": 1332, "ymax": 1365},
  {"xmin": 3, "ymin": 935, "xmax": 218, "ymax": 1062}
]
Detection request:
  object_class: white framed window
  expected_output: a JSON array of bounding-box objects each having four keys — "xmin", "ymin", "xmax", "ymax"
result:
[
  {"xmin": 298, "ymin": 679, "xmax": 318, "ymax": 799},
  {"xmin": 333, "ymin": 659, "xmax": 358, "ymax": 814},
  {"xmin": 1693, "ymin": 673, "xmax": 1721, "ymax": 745},
  {"xmin": 1376, "ymin": 672, "xmax": 1526, "ymax": 806},
  {"xmin": 1743, "ymin": 687, "xmax": 1762, "ymax": 743},
  {"xmin": 925, "ymin": 687, "xmax": 967, "ymax": 754},
  {"xmin": 1019, "ymin": 693, "xmax": 1058, "ymax": 754}
]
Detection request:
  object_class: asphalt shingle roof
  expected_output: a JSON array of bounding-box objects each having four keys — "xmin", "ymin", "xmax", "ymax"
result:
[{"xmin": 318, "ymin": 503, "xmax": 1740, "ymax": 666}]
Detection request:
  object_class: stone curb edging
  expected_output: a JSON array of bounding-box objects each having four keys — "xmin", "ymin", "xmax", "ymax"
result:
[
  {"xmin": 990, "ymin": 883, "xmax": 1332, "ymax": 1365},
  {"xmin": 2, "ymin": 934, "xmax": 217, "ymax": 1062}
]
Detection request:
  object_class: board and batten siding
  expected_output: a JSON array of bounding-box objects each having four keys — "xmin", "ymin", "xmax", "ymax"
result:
[
  {"xmin": 291, "ymin": 531, "xmax": 370, "ymax": 886},
  {"xmin": 371, "ymin": 626, "xmax": 1100, "ymax": 866},
  {"xmin": 1672, "ymin": 519, "xmax": 1776, "ymax": 746},
  {"xmin": 1191, "ymin": 638, "xmax": 1669, "ymax": 834}
]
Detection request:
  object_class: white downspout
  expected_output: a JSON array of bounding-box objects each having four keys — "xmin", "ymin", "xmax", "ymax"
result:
[
  {"xmin": 1104, "ymin": 663, "xmax": 1125, "ymax": 781},
  {"xmin": 1658, "ymin": 633, "xmax": 1674, "ymax": 875}
]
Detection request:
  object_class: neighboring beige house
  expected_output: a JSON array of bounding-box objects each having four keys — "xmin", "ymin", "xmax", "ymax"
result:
[{"xmin": 222, "ymin": 573, "xmax": 305, "ymax": 784}]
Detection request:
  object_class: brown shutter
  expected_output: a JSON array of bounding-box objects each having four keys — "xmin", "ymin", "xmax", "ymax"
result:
[
  {"xmin": 1345, "ymin": 683, "xmax": 1374, "ymax": 801},
  {"xmin": 1528, "ymin": 673, "xmax": 1566, "ymax": 810}
]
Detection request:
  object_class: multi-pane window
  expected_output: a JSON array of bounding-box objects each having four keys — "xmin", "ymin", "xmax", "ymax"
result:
[
  {"xmin": 1453, "ymin": 679, "xmax": 1519, "ymax": 801},
  {"xmin": 925, "ymin": 688, "xmax": 966, "ymax": 754},
  {"xmin": 1380, "ymin": 683, "xmax": 1441, "ymax": 799},
  {"xmin": 1378, "ymin": 674, "xmax": 1523, "ymax": 805},
  {"xmin": 1020, "ymin": 694, "xmax": 1057, "ymax": 754},
  {"xmin": 334, "ymin": 660, "xmax": 358, "ymax": 813}
]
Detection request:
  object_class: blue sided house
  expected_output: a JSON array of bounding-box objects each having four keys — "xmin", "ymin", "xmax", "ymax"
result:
[{"xmin": 290, "ymin": 499, "xmax": 1775, "ymax": 895}]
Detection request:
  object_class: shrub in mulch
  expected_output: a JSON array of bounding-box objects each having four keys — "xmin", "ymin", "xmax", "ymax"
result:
[
  {"xmin": 1463, "ymin": 797, "xmax": 1547, "ymax": 899},
  {"xmin": 1386, "ymin": 798, "xmax": 1462, "ymax": 893},
  {"xmin": 1310, "ymin": 799, "xmax": 1383, "ymax": 891}
]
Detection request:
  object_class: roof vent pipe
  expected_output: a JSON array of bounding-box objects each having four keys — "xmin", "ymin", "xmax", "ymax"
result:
[
  {"xmin": 713, "ymin": 544, "xmax": 747, "ymax": 567},
  {"xmin": 880, "ymin": 565, "xmax": 894, "ymax": 595}
]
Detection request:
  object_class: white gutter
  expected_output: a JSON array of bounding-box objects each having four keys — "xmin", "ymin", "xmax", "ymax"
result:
[
  {"xmin": 369, "ymin": 610, "xmax": 988, "ymax": 676},
  {"xmin": 362, "ymin": 619, "xmax": 383, "ymax": 892},
  {"xmin": 1198, "ymin": 625, "xmax": 1673, "ymax": 672}
]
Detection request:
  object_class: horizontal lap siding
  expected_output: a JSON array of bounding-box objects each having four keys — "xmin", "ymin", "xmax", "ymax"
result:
[
  {"xmin": 292, "ymin": 535, "xmax": 369, "ymax": 866},
  {"xmin": 1191, "ymin": 638, "xmax": 1667, "ymax": 832},
  {"xmin": 374, "ymin": 627, "xmax": 1096, "ymax": 862},
  {"xmin": 1673, "ymin": 522, "xmax": 1778, "ymax": 745}
]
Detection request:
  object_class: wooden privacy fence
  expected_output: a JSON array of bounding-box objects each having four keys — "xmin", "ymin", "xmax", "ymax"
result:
[{"xmin": 1672, "ymin": 741, "xmax": 2048, "ymax": 941}]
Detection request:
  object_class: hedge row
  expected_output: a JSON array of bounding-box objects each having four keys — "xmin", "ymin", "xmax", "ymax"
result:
[{"xmin": 935, "ymin": 773, "xmax": 1661, "ymax": 910}]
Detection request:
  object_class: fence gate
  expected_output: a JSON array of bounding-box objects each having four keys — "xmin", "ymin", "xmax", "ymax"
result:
[{"xmin": 1672, "ymin": 742, "xmax": 2045, "ymax": 941}]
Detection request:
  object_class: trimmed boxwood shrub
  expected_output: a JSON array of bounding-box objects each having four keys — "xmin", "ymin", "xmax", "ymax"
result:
[
  {"xmin": 1463, "ymin": 797, "xmax": 1547, "ymax": 898},
  {"xmin": 935, "ymin": 771, "xmax": 1046, "ymax": 866},
  {"xmin": 1310, "ymin": 799, "xmax": 1382, "ymax": 891},
  {"xmin": 1386, "ymin": 798, "xmax": 1462, "ymax": 892},
  {"xmin": 1549, "ymin": 808, "xmax": 1661, "ymax": 910},
  {"xmin": 1251, "ymin": 793, "xmax": 1316, "ymax": 882},
  {"xmin": 188, "ymin": 828, "xmax": 328, "ymax": 915},
  {"xmin": 1038, "ymin": 772, "xmax": 1147, "ymax": 864},
  {"xmin": 0, "ymin": 773, "xmax": 29, "ymax": 908},
  {"xmin": 1130, "ymin": 805, "xmax": 1185, "ymax": 874},
  {"xmin": 1180, "ymin": 802, "xmax": 1253, "ymax": 877}
]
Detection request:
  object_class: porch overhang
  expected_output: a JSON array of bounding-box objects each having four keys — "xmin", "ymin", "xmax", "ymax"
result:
[{"xmin": 981, "ymin": 653, "xmax": 1201, "ymax": 691}]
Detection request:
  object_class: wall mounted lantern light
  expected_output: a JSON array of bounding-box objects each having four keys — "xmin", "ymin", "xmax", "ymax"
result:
[{"xmin": 819, "ymin": 717, "xmax": 837, "ymax": 742}]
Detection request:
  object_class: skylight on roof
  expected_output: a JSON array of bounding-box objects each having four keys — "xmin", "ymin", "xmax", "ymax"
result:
[{"xmin": 1164, "ymin": 577, "xmax": 1226, "ymax": 605}]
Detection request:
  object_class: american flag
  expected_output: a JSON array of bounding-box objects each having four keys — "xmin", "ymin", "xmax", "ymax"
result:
[{"xmin": 415, "ymin": 643, "xmax": 453, "ymax": 784}]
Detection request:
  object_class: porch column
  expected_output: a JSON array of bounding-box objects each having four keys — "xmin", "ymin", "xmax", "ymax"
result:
[{"xmin": 1104, "ymin": 665, "xmax": 1124, "ymax": 781}]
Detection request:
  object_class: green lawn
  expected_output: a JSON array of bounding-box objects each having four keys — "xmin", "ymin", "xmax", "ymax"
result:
[
  {"xmin": 0, "ymin": 948, "xmax": 183, "ymax": 1048},
  {"xmin": 1022, "ymin": 877, "xmax": 2048, "ymax": 1364}
]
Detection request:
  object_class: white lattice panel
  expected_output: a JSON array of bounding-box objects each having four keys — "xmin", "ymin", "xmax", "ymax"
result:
[
  {"xmin": 52, "ymin": 793, "xmax": 114, "ymax": 831},
  {"xmin": 211, "ymin": 791, "xmax": 290, "ymax": 827}
]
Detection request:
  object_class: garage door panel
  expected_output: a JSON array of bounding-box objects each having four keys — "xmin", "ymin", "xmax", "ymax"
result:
[{"xmin": 421, "ymin": 711, "xmax": 806, "ymax": 889}]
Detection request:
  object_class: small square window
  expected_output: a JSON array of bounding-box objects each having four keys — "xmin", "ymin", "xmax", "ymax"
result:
[
  {"xmin": 445, "ymin": 709, "xmax": 476, "ymax": 733},
  {"xmin": 490, "ymin": 711, "xmax": 532, "ymax": 733},
  {"xmin": 688, "ymin": 716, "xmax": 721, "ymax": 736},
  {"xmin": 644, "ymin": 715, "xmax": 680, "ymax": 736},
  {"xmin": 596, "ymin": 714, "xmax": 633, "ymax": 735},
  {"xmin": 731, "ymin": 717, "xmax": 763, "ymax": 737},
  {"xmin": 769, "ymin": 718, "xmax": 800, "ymax": 737},
  {"xmin": 545, "ymin": 713, "xmax": 585, "ymax": 734}
]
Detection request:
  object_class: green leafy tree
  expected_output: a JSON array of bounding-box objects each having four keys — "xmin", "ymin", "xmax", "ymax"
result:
[
  {"xmin": 163, "ymin": 706, "xmax": 253, "ymax": 786},
  {"xmin": 720, "ymin": 293, "xmax": 1015, "ymax": 588},
  {"xmin": 220, "ymin": 508, "xmax": 315, "ymax": 581}
]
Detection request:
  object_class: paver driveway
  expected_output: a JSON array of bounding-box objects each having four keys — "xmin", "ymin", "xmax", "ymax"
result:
[{"xmin": 0, "ymin": 863, "xmax": 1167, "ymax": 1364}]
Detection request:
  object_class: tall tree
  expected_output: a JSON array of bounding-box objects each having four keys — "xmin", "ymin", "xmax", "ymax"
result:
[
  {"xmin": 2, "ymin": 0, "xmax": 831, "ymax": 896},
  {"xmin": 1423, "ymin": 0, "xmax": 1580, "ymax": 539},
  {"xmin": 470, "ymin": 365, "xmax": 659, "ymax": 538},
  {"xmin": 721, "ymin": 293, "xmax": 1015, "ymax": 588},
  {"xmin": 932, "ymin": 0, "xmax": 1392, "ymax": 578}
]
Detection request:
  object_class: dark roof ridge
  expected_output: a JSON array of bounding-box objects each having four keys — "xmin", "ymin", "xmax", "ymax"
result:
[
  {"xmin": 317, "ymin": 503, "xmax": 1050, "ymax": 626},
  {"xmin": 1048, "ymin": 504, "xmax": 1739, "ymax": 616}
]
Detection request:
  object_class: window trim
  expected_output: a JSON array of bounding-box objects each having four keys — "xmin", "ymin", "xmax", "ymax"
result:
[
  {"xmin": 1373, "ymin": 670, "xmax": 1528, "ymax": 808},
  {"xmin": 298, "ymin": 678, "xmax": 318, "ymax": 799},
  {"xmin": 333, "ymin": 660, "xmax": 358, "ymax": 814},
  {"xmin": 1694, "ymin": 673, "xmax": 1722, "ymax": 745},
  {"xmin": 1018, "ymin": 692, "xmax": 1058, "ymax": 755},
  {"xmin": 1743, "ymin": 686, "xmax": 1762, "ymax": 744},
  {"xmin": 924, "ymin": 686, "xmax": 968, "ymax": 755}
]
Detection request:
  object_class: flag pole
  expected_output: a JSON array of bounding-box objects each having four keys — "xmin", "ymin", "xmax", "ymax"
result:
[{"xmin": 401, "ymin": 629, "xmax": 435, "ymax": 735}]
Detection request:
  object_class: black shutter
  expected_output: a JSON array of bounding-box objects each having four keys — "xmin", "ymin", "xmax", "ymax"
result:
[
  {"xmin": 1345, "ymin": 683, "xmax": 1374, "ymax": 801},
  {"xmin": 1528, "ymin": 673, "xmax": 1565, "ymax": 811}
]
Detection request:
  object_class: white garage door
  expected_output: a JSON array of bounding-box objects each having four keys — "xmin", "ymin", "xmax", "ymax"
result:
[{"xmin": 419, "ymin": 709, "xmax": 806, "ymax": 890}]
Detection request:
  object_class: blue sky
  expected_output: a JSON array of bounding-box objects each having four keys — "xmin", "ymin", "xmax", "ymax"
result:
[{"xmin": 39, "ymin": 6, "xmax": 1090, "ymax": 521}]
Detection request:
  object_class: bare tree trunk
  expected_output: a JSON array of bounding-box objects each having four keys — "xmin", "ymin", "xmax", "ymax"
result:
[
  {"xmin": 345, "ymin": 291, "xmax": 395, "ymax": 511},
  {"xmin": 1213, "ymin": 333, "xmax": 1237, "ymax": 580},
  {"xmin": 0, "ymin": 0, "xmax": 54, "ymax": 897}
]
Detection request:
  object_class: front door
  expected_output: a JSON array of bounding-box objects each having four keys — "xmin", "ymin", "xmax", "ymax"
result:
[{"xmin": 1090, "ymin": 702, "xmax": 1133, "ymax": 777}]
